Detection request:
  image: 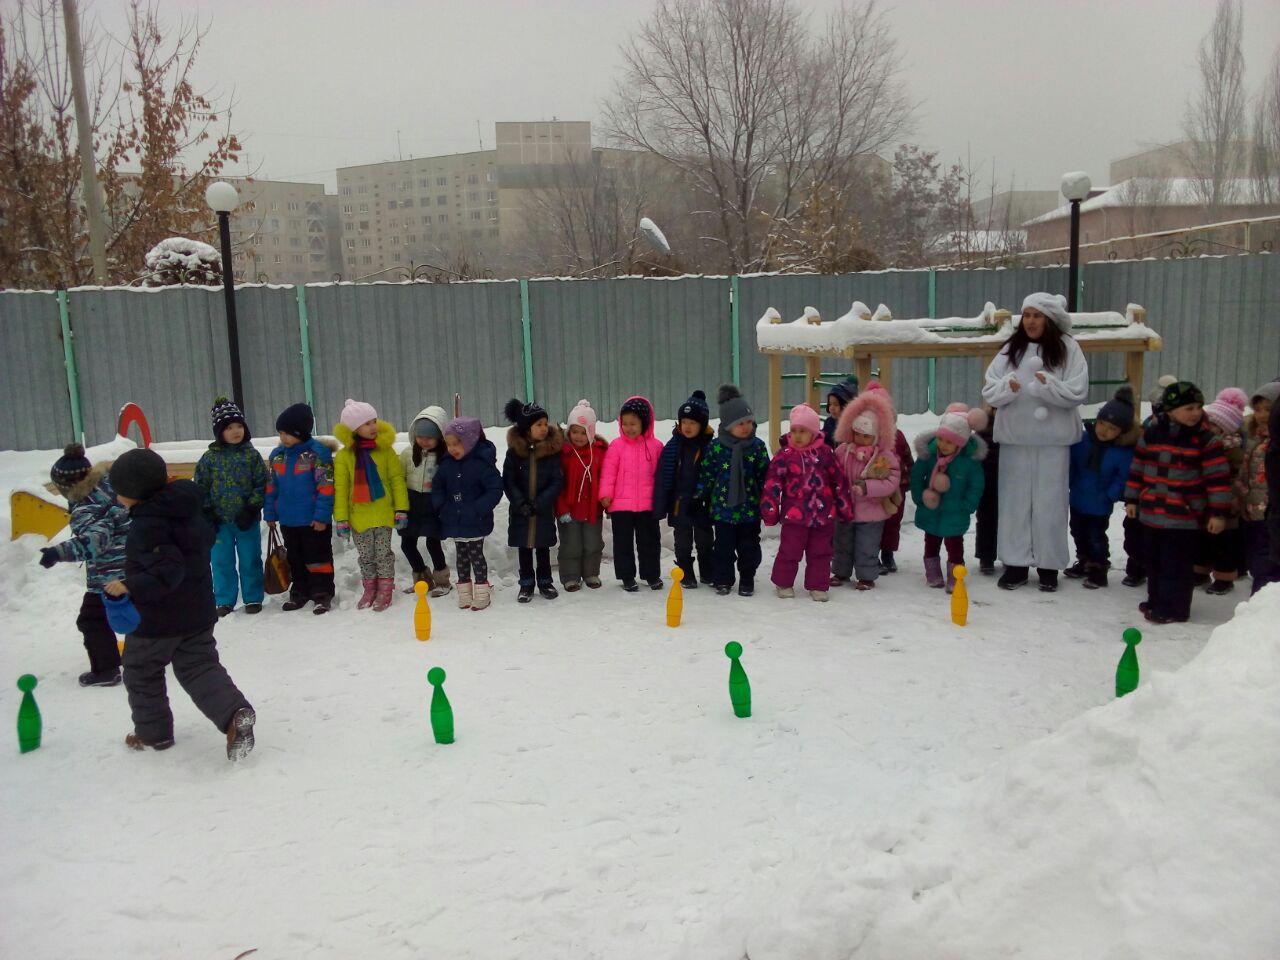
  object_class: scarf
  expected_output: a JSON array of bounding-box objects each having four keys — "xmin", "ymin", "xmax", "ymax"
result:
[
  {"xmin": 1086, "ymin": 424, "xmax": 1113, "ymax": 472},
  {"xmin": 718, "ymin": 426, "xmax": 753, "ymax": 509},
  {"xmin": 928, "ymin": 449, "xmax": 959, "ymax": 495},
  {"xmin": 351, "ymin": 436, "xmax": 385, "ymax": 504}
]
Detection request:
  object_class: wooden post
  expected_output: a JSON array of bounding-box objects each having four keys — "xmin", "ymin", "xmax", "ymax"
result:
[
  {"xmin": 855, "ymin": 355, "xmax": 873, "ymax": 394},
  {"xmin": 1124, "ymin": 349, "xmax": 1145, "ymax": 400},
  {"xmin": 805, "ymin": 355, "xmax": 822, "ymax": 411},
  {"xmin": 878, "ymin": 356, "xmax": 894, "ymax": 395},
  {"xmin": 767, "ymin": 352, "xmax": 781, "ymax": 453}
]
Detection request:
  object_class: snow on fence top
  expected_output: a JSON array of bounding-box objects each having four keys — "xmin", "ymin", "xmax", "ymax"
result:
[{"xmin": 756, "ymin": 300, "xmax": 1160, "ymax": 353}]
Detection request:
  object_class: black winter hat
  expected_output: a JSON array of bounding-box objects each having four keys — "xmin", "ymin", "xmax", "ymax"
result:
[
  {"xmin": 109, "ymin": 448, "xmax": 169, "ymax": 501},
  {"xmin": 211, "ymin": 396, "xmax": 248, "ymax": 441},
  {"xmin": 275, "ymin": 402, "xmax": 314, "ymax": 441},
  {"xmin": 504, "ymin": 398, "xmax": 549, "ymax": 436},
  {"xmin": 1162, "ymin": 380, "xmax": 1205, "ymax": 412},
  {"xmin": 1096, "ymin": 385, "xmax": 1136, "ymax": 430},
  {"xmin": 826, "ymin": 376, "xmax": 859, "ymax": 407},
  {"xmin": 50, "ymin": 442, "xmax": 92, "ymax": 489},
  {"xmin": 620, "ymin": 397, "xmax": 652, "ymax": 433},
  {"xmin": 677, "ymin": 390, "xmax": 710, "ymax": 428}
]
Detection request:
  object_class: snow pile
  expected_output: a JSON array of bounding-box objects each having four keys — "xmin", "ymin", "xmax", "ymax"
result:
[
  {"xmin": 687, "ymin": 586, "xmax": 1280, "ymax": 960},
  {"xmin": 142, "ymin": 237, "xmax": 222, "ymax": 287}
]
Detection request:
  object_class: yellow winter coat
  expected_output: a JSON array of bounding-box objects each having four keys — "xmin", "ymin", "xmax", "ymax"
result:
[{"xmin": 333, "ymin": 419, "xmax": 409, "ymax": 533}]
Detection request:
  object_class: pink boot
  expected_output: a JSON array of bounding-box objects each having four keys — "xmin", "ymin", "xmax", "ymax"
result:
[
  {"xmin": 372, "ymin": 577, "xmax": 394, "ymax": 612},
  {"xmin": 923, "ymin": 556, "xmax": 944, "ymax": 589},
  {"xmin": 357, "ymin": 578, "xmax": 378, "ymax": 610}
]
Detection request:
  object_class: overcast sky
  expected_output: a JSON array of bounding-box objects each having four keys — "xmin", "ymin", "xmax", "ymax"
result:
[{"xmin": 81, "ymin": 0, "xmax": 1280, "ymax": 194}]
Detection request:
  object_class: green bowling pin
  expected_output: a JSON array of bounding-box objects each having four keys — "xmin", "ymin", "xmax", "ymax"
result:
[
  {"xmin": 427, "ymin": 667, "xmax": 454, "ymax": 745},
  {"xmin": 724, "ymin": 642, "xmax": 751, "ymax": 719},
  {"xmin": 17, "ymin": 675, "xmax": 41, "ymax": 753},
  {"xmin": 1116, "ymin": 628, "xmax": 1141, "ymax": 698}
]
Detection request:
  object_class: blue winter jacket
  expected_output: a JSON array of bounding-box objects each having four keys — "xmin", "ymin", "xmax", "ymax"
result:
[
  {"xmin": 432, "ymin": 438, "xmax": 503, "ymax": 539},
  {"xmin": 1069, "ymin": 423, "xmax": 1137, "ymax": 517},
  {"xmin": 50, "ymin": 464, "xmax": 130, "ymax": 592},
  {"xmin": 263, "ymin": 437, "xmax": 336, "ymax": 527}
]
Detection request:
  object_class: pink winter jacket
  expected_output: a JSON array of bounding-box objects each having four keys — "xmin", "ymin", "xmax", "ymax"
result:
[
  {"xmin": 760, "ymin": 436, "xmax": 854, "ymax": 528},
  {"xmin": 836, "ymin": 441, "xmax": 901, "ymax": 523},
  {"xmin": 600, "ymin": 396, "xmax": 664, "ymax": 513}
]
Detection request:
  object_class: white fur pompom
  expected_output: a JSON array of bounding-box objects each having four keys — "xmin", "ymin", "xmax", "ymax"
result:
[{"xmin": 1034, "ymin": 406, "xmax": 1049, "ymax": 421}]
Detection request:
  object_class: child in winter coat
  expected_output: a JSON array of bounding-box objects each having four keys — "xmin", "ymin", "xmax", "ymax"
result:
[
  {"xmin": 557, "ymin": 400, "xmax": 609, "ymax": 591},
  {"xmin": 432, "ymin": 417, "xmax": 503, "ymax": 611},
  {"xmin": 333, "ymin": 399, "xmax": 409, "ymax": 612},
  {"xmin": 400, "ymin": 405, "xmax": 451, "ymax": 598},
  {"xmin": 974, "ymin": 406, "xmax": 1000, "ymax": 574},
  {"xmin": 105, "ymin": 448, "xmax": 255, "ymax": 760},
  {"xmin": 1117, "ymin": 373, "xmax": 1180, "ymax": 589},
  {"xmin": 822, "ymin": 377, "xmax": 859, "ymax": 447},
  {"xmin": 833, "ymin": 385, "xmax": 901, "ymax": 590},
  {"xmin": 503, "ymin": 399, "xmax": 565, "ymax": 602},
  {"xmin": 1065, "ymin": 386, "xmax": 1139, "ymax": 589},
  {"xmin": 194, "ymin": 397, "xmax": 269, "ymax": 617},
  {"xmin": 1195, "ymin": 388, "xmax": 1250, "ymax": 594},
  {"xmin": 264, "ymin": 403, "xmax": 336, "ymax": 614},
  {"xmin": 653, "ymin": 390, "xmax": 715, "ymax": 588},
  {"xmin": 600, "ymin": 395, "xmax": 665, "ymax": 592},
  {"xmin": 698, "ymin": 384, "xmax": 771, "ymax": 596},
  {"xmin": 1240, "ymin": 381, "xmax": 1276, "ymax": 594},
  {"xmin": 877, "ymin": 416, "xmax": 915, "ymax": 575},
  {"xmin": 1125, "ymin": 381, "xmax": 1233, "ymax": 625},
  {"xmin": 910, "ymin": 404, "xmax": 988, "ymax": 592},
  {"xmin": 761, "ymin": 403, "xmax": 854, "ymax": 601},
  {"xmin": 38, "ymin": 443, "xmax": 130, "ymax": 687}
]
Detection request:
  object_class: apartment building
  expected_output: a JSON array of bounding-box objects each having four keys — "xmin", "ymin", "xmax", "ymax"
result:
[{"xmin": 223, "ymin": 178, "xmax": 343, "ymax": 284}]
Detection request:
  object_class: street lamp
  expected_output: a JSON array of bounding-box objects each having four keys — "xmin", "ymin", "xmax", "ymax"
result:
[
  {"xmin": 205, "ymin": 180, "xmax": 244, "ymax": 409},
  {"xmin": 1060, "ymin": 171, "xmax": 1091, "ymax": 312}
]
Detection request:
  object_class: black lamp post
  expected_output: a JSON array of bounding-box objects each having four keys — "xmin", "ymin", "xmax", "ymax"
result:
[
  {"xmin": 1060, "ymin": 171, "xmax": 1091, "ymax": 312},
  {"xmin": 205, "ymin": 180, "xmax": 244, "ymax": 409}
]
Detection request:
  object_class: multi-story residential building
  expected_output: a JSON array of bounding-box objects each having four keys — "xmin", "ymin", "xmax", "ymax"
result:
[{"xmin": 222, "ymin": 178, "xmax": 343, "ymax": 284}]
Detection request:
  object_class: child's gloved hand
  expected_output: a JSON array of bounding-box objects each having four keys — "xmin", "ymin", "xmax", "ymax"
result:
[
  {"xmin": 558, "ymin": 513, "xmax": 573, "ymax": 524},
  {"xmin": 394, "ymin": 511, "xmax": 409, "ymax": 531},
  {"xmin": 335, "ymin": 520, "xmax": 351, "ymax": 538},
  {"xmin": 234, "ymin": 505, "xmax": 261, "ymax": 531},
  {"xmin": 38, "ymin": 547, "xmax": 58, "ymax": 569},
  {"xmin": 517, "ymin": 502, "xmax": 535, "ymax": 517}
]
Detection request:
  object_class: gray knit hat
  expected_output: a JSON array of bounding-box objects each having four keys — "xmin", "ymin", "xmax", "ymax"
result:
[
  {"xmin": 1251, "ymin": 379, "xmax": 1280, "ymax": 408},
  {"xmin": 717, "ymin": 384, "xmax": 753, "ymax": 430}
]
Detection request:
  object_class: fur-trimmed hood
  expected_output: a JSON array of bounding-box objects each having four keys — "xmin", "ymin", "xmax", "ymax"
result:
[
  {"xmin": 61, "ymin": 461, "xmax": 114, "ymax": 503},
  {"xmin": 834, "ymin": 386, "xmax": 897, "ymax": 446},
  {"xmin": 334, "ymin": 418, "xmax": 396, "ymax": 451},
  {"xmin": 1094, "ymin": 419, "xmax": 1141, "ymax": 449},
  {"xmin": 506, "ymin": 423, "xmax": 565, "ymax": 460},
  {"xmin": 914, "ymin": 430, "xmax": 988, "ymax": 462}
]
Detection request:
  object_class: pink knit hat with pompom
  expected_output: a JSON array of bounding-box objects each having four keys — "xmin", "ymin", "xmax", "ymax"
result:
[
  {"xmin": 936, "ymin": 402, "xmax": 989, "ymax": 447},
  {"xmin": 339, "ymin": 398, "xmax": 378, "ymax": 431},
  {"xmin": 566, "ymin": 399, "xmax": 598, "ymax": 442},
  {"xmin": 1203, "ymin": 387, "xmax": 1247, "ymax": 433}
]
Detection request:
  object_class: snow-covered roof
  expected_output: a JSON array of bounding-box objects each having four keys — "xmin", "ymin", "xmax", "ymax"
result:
[{"xmin": 1023, "ymin": 178, "xmax": 1277, "ymax": 226}]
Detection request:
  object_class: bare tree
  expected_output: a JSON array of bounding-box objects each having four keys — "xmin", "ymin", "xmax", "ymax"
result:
[
  {"xmin": 1249, "ymin": 47, "xmax": 1280, "ymax": 204},
  {"xmin": 603, "ymin": 0, "xmax": 912, "ymax": 273},
  {"xmin": 1182, "ymin": 0, "xmax": 1247, "ymax": 214}
]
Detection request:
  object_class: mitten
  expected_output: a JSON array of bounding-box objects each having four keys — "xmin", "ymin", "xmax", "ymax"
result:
[
  {"xmin": 558, "ymin": 513, "xmax": 573, "ymax": 524},
  {"xmin": 335, "ymin": 520, "xmax": 351, "ymax": 538},
  {"xmin": 234, "ymin": 505, "xmax": 260, "ymax": 531},
  {"xmin": 394, "ymin": 511, "xmax": 409, "ymax": 531},
  {"xmin": 38, "ymin": 547, "xmax": 58, "ymax": 569}
]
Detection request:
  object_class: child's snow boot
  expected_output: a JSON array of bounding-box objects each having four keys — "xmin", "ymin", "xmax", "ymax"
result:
[
  {"xmin": 1063, "ymin": 561, "xmax": 1088, "ymax": 579},
  {"xmin": 585, "ymin": 576, "xmax": 603, "ymax": 589},
  {"xmin": 808, "ymin": 590, "xmax": 830, "ymax": 602},
  {"xmin": 79, "ymin": 668, "xmax": 121, "ymax": 687},
  {"xmin": 538, "ymin": 581, "xmax": 559, "ymax": 600},
  {"xmin": 737, "ymin": 578, "xmax": 754, "ymax": 597},
  {"xmin": 1037, "ymin": 568, "xmax": 1059, "ymax": 592},
  {"xmin": 282, "ymin": 594, "xmax": 309, "ymax": 612},
  {"xmin": 856, "ymin": 579, "xmax": 876, "ymax": 591},
  {"xmin": 518, "ymin": 583, "xmax": 535, "ymax": 603},
  {"xmin": 357, "ymin": 578, "xmax": 378, "ymax": 610},
  {"xmin": 563, "ymin": 578, "xmax": 583, "ymax": 592},
  {"xmin": 125, "ymin": 732, "xmax": 175, "ymax": 751},
  {"xmin": 312, "ymin": 596, "xmax": 331, "ymax": 615},
  {"xmin": 775, "ymin": 586, "xmax": 795, "ymax": 599},
  {"xmin": 225, "ymin": 707, "xmax": 256, "ymax": 762},
  {"xmin": 471, "ymin": 582, "xmax": 492, "ymax": 611},
  {"xmin": 403, "ymin": 569, "xmax": 428, "ymax": 595},
  {"xmin": 429, "ymin": 568, "xmax": 453, "ymax": 598},
  {"xmin": 997, "ymin": 565, "xmax": 1029, "ymax": 590},
  {"xmin": 945, "ymin": 562, "xmax": 957, "ymax": 594},
  {"xmin": 456, "ymin": 580, "xmax": 474, "ymax": 610},
  {"xmin": 880, "ymin": 550, "xmax": 897, "ymax": 574},
  {"xmin": 372, "ymin": 578, "xmax": 394, "ymax": 612},
  {"xmin": 924, "ymin": 556, "xmax": 945, "ymax": 589},
  {"xmin": 1084, "ymin": 563, "xmax": 1108, "ymax": 590}
]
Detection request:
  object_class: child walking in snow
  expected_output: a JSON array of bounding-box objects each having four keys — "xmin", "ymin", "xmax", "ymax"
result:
[
  {"xmin": 910, "ymin": 404, "xmax": 988, "ymax": 592},
  {"xmin": 833, "ymin": 384, "xmax": 901, "ymax": 590},
  {"xmin": 400, "ymin": 405, "xmax": 452, "ymax": 598},
  {"xmin": 600, "ymin": 395, "xmax": 665, "ymax": 592},
  {"xmin": 1195, "ymin": 388, "xmax": 1250, "ymax": 594},
  {"xmin": 1065, "ymin": 386, "xmax": 1139, "ymax": 589},
  {"xmin": 333, "ymin": 399, "xmax": 408, "ymax": 612},
  {"xmin": 653, "ymin": 390, "xmax": 715, "ymax": 588},
  {"xmin": 432, "ymin": 417, "xmax": 503, "ymax": 611},
  {"xmin": 698, "ymin": 384, "xmax": 771, "ymax": 596},
  {"xmin": 38, "ymin": 443, "xmax": 130, "ymax": 686},
  {"xmin": 194, "ymin": 397, "xmax": 269, "ymax": 617},
  {"xmin": 1240, "ymin": 381, "xmax": 1276, "ymax": 594},
  {"xmin": 761, "ymin": 403, "xmax": 853, "ymax": 602},
  {"xmin": 503, "ymin": 399, "xmax": 565, "ymax": 602},
  {"xmin": 557, "ymin": 400, "xmax": 609, "ymax": 591},
  {"xmin": 264, "ymin": 403, "xmax": 336, "ymax": 614}
]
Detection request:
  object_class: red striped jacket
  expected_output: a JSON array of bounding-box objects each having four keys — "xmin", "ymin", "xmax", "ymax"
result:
[{"xmin": 1124, "ymin": 416, "xmax": 1232, "ymax": 530}]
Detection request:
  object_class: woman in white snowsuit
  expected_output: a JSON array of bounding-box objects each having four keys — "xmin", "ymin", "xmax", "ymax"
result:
[{"xmin": 982, "ymin": 292, "xmax": 1089, "ymax": 591}]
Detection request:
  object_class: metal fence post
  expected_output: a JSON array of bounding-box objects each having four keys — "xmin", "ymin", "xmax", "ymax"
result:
[
  {"xmin": 295, "ymin": 285, "xmax": 314, "ymax": 408},
  {"xmin": 926, "ymin": 269, "xmax": 937, "ymax": 413},
  {"xmin": 57, "ymin": 288, "xmax": 84, "ymax": 441},
  {"xmin": 519, "ymin": 278, "xmax": 535, "ymax": 400},
  {"xmin": 730, "ymin": 274, "xmax": 741, "ymax": 384}
]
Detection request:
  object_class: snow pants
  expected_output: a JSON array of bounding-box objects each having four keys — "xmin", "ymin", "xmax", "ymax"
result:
[
  {"xmin": 1069, "ymin": 508, "xmax": 1111, "ymax": 566},
  {"xmin": 124, "ymin": 626, "xmax": 251, "ymax": 743},
  {"xmin": 611, "ymin": 511, "xmax": 661, "ymax": 585},
  {"xmin": 997, "ymin": 444, "xmax": 1070, "ymax": 570},
  {"xmin": 77, "ymin": 591, "xmax": 121, "ymax": 674},
  {"xmin": 558, "ymin": 519, "xmax": 603, "ymax": 584},
  {"xmin": 1142, "ymin": 524, "xmax": 1197, "ymax": 621},
  {"xmin": 1244, "ymin": 520, "xmax": 1275, "ymax": 595},
  {"xmin": 672, "ymin": 522, "xmax": 714, "ymax": 584},
  {"xmin": 712, "ymin": 520, "xmax": 762, "ymax": 588},
  {"xmin": 771, "ymin": 523, "xmax": 835, "ymax": 592},
  {"xmin": 282, "ymin": 524, "xmax": 335, "ymax": 603},
  {"xmin": 852, "ymin": 521, "xmax": 885, "ymax": 582},
  {"xmin": 212, "ymin": 522, "xmax": 264, "ymax": 608}
]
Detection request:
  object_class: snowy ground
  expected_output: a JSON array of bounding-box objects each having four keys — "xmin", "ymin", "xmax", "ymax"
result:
[{"xmin": 1, "ymin": 416, "xmax": 1273, "ymax": 960}]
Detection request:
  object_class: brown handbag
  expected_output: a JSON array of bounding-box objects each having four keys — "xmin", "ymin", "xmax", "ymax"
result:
[{"xmin": 263, "ymin": 525, "xmax": 292, "ymax": 595}]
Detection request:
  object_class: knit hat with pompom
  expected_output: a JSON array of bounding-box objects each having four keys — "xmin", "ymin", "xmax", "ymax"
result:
[
  {"xmin": 936, "ymin": 402, "xmax": 989, "ymax": 447},
  {"xmin": 566, "ymin": 399, "xmax": 598, "ymax": 442},
  {"xmin": 1203, "ymin": 387, "xmax": 1248, "ymax": 433},
  {"xmin": 339, "ymin": 398, "xmax": 378, "ymax": 432},
  {"xmin": 504, "ymin": 398, "xmax": 549, "ymax": 436},
  {"xmin": 50, "ymin": 442, "xmax": 92, "ymax": 489}
]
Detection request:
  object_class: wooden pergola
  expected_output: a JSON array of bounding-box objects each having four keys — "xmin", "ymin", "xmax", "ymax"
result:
[{"xmin": 759, "ymin": 305, "xmax": 1161, "ymax": 451}]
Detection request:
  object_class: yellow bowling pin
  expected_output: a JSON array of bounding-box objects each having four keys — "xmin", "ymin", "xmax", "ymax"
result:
[
  {"xmin": 951, "ymin": 564, "xmax": 969, "ymax": 627},
  {"xmin": 414, "ymin": 580, "xmax": 432, "ymax": 641},
  {"xmin": 667, "ymin": 567, "xmax": 684, "ymax": 627}
]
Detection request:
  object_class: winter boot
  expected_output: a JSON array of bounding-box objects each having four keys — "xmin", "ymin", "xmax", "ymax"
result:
[
  {"xmin": 584, "ymin": 577, "xmax": 603, "ymax": 589},
  {"xmin": 1084, "ymin": 563, "xmax": 1108, "ymax": 590},
  {"xmin": 357, "ymin": 578, "xmax": 378, "ymax": 610},
  {"xmin": 538, "ymin": 581, "xmax": 559, "ymax": 600},
  {"xmin": 738, "ymin": 577, "xmax": 755, "ymax": 597},
  {"xmin": 563, "ymin": 579, "xmax": 583, "ymax": 592},
  {"xmin": 403, "ymin": 569, "xmax": 428, "ymax": 595},
  {"xmin": 471, "ymin": 581, "xmax": 492, "ymax": 611},
  {"xmin": 856, "ymin": 579, "xmax": 875, "ymax": 591},
  {"xmin": 924, "ymin": 556, "xmax": 945, "ymax": 589},
  {"xmin": 216, "ymin": 605, "xmax": 234, "ymax": 618},
  {"xmin": 372, "ymin": 577, "xmax": 395, "ymax": 612},
  {"xmin": 225, "ymin": 707, "xmax": 256, "ymax": 762},
  {"xmin": 1037, "ymin": 568, "xmax": 1059, "ymax": 592},
  {"xmin": 1206, "ymin": 578, "xmax": 1235, "ymax": 595},
  {"xmin": 1062, "ymin": 561, "xmax": 1088, "ymax": 579},
  {"xmin": 808, "ymin": 590, "xmax": 830, "ymax": 602},
  {"xmin": 622, "ymin": 579, "xmax": 640, "ymax": 593},
  {"xmin": 282, "ymin": 594, "xmax": 309, "ymax": 612},
  {"xmin": 125, "ymin": 732, "xmax": 175, "ymax": 751},
  {"xmin": 79, "ymin": 668, "xmax": 121, "ymax": 687},
  {"xmin": 244, "ymin": 603, "xmax": 262, "ymax": 615},
  {"xmin": 978, "ymin": 558, "xmax": 997, "ymax": 575},
  {"xmin": 312, "ymin": 596, "xmax": 331, "ymax": 615},
  {"xmin": 714, "ymin": 584, "xmax": 733, "ymax": 596},
  {"xmin": 997, "ymin": 566, "xmax": 1029, "ymax": 590},
  {"xmin": 456, "ymin": 581, "xmax": 474, "ymax": 610},
  {"xmin": 1121, "ymin": 569, "xmax": 1146, "ymax": 588},
  {"xmin": 518, "ymin": 583, "xmax": 535, "ymax": 603},
  {"xmin": 775, "ymin": 586, "xmax": 795, "ymax": 599},
  {"xmin": 880, "ymin": 550, "xmax": 897, "ymax": 574},
  {"xmin": 945, "ymin": 561, "xmax": 958, "ymax": 594},
  {"xmin": 429, "ymin": 568, "xmax": 453, "ymax": 598}
]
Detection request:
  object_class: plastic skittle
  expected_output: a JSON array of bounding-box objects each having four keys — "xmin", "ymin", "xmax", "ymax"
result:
[
  {"xmin": 666, "ymin": 567, "xmax": 684, "ymax": 627},
  {"xmin": 950, "ymin": 564, "xmax": 969, "ymax": 626},
  {"xmin": 17, "ymin": 675, "xmax": 41, "ymax": 753},
  {"xmin": 724, "ymin": 642, "xmax": 751, "ymax": 718},
  {"xmin": 1116, "ymin": 627, "xmax": 1142, "ymax": 698},
  {"xmin": 427, "ymin": 667, "xmax": 454, "ymax": 744},
  {"xmin": 414, "ymin": 580, "xmax": 432, "ymax": 641}
]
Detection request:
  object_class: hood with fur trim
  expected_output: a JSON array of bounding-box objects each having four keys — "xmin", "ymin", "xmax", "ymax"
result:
[
  {"xmin": 334, "ymin": 418, "xmax": 397, "ymax": 451},
  {"xmin": 913, "ymin": 430, "xmax": 988, "ymax": 462},
  {"xmin": 834, "ymin": 386, "xmax": 897, "ymax": 446},
  {"xmin": 506, "ymin": 422, "xmax": 565, "ymax": 460},
  {"xmin": 61, "ymin": 461, "xmax": 114, "ymax": 503}
]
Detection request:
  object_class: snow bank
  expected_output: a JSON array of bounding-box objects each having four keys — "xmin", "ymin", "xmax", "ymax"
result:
[{"xmin": 687, "ymin": 586, "xmax": 1280, "ymax": 960}]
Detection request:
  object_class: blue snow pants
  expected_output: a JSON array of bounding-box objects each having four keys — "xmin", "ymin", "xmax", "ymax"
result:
[{"xmin": 212, "ymin": 522, "xmax": 264, "ymax": 607}]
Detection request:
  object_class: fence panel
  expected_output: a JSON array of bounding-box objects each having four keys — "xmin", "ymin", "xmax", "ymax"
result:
[
  {"xmin": 233, "ymin": 285, "xmax": 308, "ymax": 431},
  {"xmin": 0, "ymin": 292, "xmax": 73, "ymax": 450}
]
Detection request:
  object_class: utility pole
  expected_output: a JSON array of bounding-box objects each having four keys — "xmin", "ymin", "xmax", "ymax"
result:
[{"xmin": 62, "ymin": 0, "xmax": 110, "ymax": 284}]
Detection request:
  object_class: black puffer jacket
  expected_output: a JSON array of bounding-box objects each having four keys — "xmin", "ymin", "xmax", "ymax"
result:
[
  {"xmin": 123, "ymin": 480, "xmax": 217, "ymax": 638},
  {"xmin": 503, "ymin": 425, "xmax": 565, "ymax": 549}
]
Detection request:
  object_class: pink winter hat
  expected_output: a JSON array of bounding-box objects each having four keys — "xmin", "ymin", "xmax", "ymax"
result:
[
  {"xmin": 1204, "ymin": 387, "xmax": 1247, "ymax": 433},
  {"xmin": 566, "ymin": 399, "xmax": 598, "ymax": 442},
  {"xmin": 936, "ymin": 402, "xmax": 989, "ymax": 446},
  {"xmin": 339, "ymin": 398, "xmax": 378, "ymax": 431},
  {"xmin": 788, "ymin": 403, "xmax": 822, "ymax": 435}
]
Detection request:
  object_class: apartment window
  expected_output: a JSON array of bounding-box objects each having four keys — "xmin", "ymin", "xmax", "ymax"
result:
[
  {"xmin": 341, "ymin": 186, "xmax": 352, "ymax": 196},
  {"xmin": 423, "ymin": 214, "xmax": 432, "ymax": 225},
  {"xmin": 402, "ymin": 198, "xmax": 414, "ymax": 208},
  {"xmin": 342, "ymin": 204, "xmax": 352, "ymax": 214},
  {"xmin": 470, "ymin": 210, "xmax": 481, "ymax": 221},
  {"xmin": 252, "ymin": 236, "xmax": 262, "ymax": 246},
  {"xmin": 359, "ymin": 221, "xmax": 369, "ymax": 230},
  {"xmin": 391, "ymin": 236, "xmax": 400, "ymax": 246},
  {"xmin": 487, "ymin": 191, "xmax": 496, "ymax": 202},
  {"xmin": 343, "ymin": 222, "xmax": 353, "ymax": 232},
  {"xmin": 291, "ymin": 254, "xmax": 303, "ymax": 263},
  {"xmin": 467, "ymin": 174, "xmax": 478, "ymax": 185},
  {"xmin": 363, "ymin": 255, "xmax": 373, "ymax": 264},
  {"xmin": 273, "ymin": 254, "xmax": 283, "ymax": 263},
  {"xmin": 272, "ymin": 237, "xmax": 280, "ymax": 246},
  {"xmin": 347, "ymin": 256, "xmax": 356, "ymax": 266},
  {"xmin": 392, "ymin": 253, "xmax": 402, "ymax": 262},
  {"xmin": 389, "ymin": 219, "xmax": 399, "ymax": 229},
  {"xmin": 357, "ymin": 184, "xmax": 367, "ymax": 194},
  {"xmin": 488, "ymin": 210, "xmax": 498, "ymax": 222},
  {"xmin": 310, "ymin": 253, "xmax": 326, "ymax": 263},
  {"xmin": 418, "ymin": 178, "xmax": 429, "ymax": 188},
  {"xmin": 423, "ymin": 229, "xmax": 434, "ymax": 240},
  {"xmin": 289, "ymin": 219, "xmax": 302, "ymax": 229},
  {"xmin": 270, "ymin": 202, "xmax": 279, "ymax": 211},
  {"xmin": 401, "ymin": 180, "xmax": 412, "ymax": 191},
  {"xmin": 360, "ymin": 238, "xmax": 371, "ymax": 248},
  {"xmin": 486, "ymin": 171, "xmax": 495, "ymax": 183},
  {"xmin": 438, "ymin": 231, "xmax": 448, "ymax": 240},
  {"xmin": 488, "ymin": 228, "xmax": 500, "ymax": 238},
  {"xmin": 271, "ymin": 218, "xmax": 280, "ymax": 229},
  {"xmin": 288, "ymin": 201, "xmax": 300, "ymax": 211},
  {"xmin": 358, "ymin": 203, "xmax": 369, "ymax": 213},
  {"xmin": 468, "ymin": 192, "xmax": 479, "ymax": 203},
  {"xmin": 290, "ymin": 237, "xmax": 301, "ymax": 247},
  {"xmin": 387, "ymin": 200, "xmax": 396, "ymax": 210},
  {"xmin": 438, "ymin": 213, "xmax": 449, "ymax": 224},
  {"xmin": 436, "ymin": 176, "xmax": 447, "ymax": 186},
  {"xmin": 436, "ymin": 195, "xmax": 447, "ymax": 206},
  {"xmin": 346, "ymin": 239, "xmax": 355, "ymax": 249}
]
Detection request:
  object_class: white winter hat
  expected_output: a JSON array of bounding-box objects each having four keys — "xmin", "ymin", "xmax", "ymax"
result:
[
  {"xmin": 566, "ymin": 399, "xmax": 598, "ymax": 442},
  {"xmin": 339, "ymin": 398, "xmax": 378, "ymax": 431},
  {"xmin": 1020, "ymin": 292, "xmax": 1071, "ymax": 334},
  {"xmin": 849, "ymin": 411, "xmax": 878, "ymax": 437},
  {"xmin": 936, "ymin": 402, "xmax": 989, "ymax": 447}
]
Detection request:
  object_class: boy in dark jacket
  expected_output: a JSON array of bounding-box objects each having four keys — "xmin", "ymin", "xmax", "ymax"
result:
[
  {"xmin": 1066, "ymin": 386, "xmax": 1138, "ymax": 589},
  {"xmin": 193, "ymin": 397, "xmax": 270, "ymax": 616},
  {"xmin": 105, "ymin": 449, "xmax": 255, "ymax": 760},
  {"xmin": 503, "ymin": 399, "xmax": 565, "ymax": 602},
  {"xmin": 433, "ymin": 417, "xmax": 504, "ymax": 611},
  {"xmin": 264, "ymin": 403, "xmax": 336, "ymax": 614},
  {"xmin": 39, "ymin": 443, "xmax": 131, "ymax": 686},
  {"xmin": 1124, "ymin": 381, "xmax": 1233, "ymax": 625},
  {"xmin": 653, "ymin": 390, "xmax": 715, "ymax": 588}
]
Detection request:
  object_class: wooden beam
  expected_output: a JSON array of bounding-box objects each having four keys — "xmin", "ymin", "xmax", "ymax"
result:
[
  {"xmin": 805, "ymin": 355, "xmax": 822, "ymax": 410},
  {"xmin": 878, "ymin": 356, "xmax": 894, "ymax": 394},
  {"xmin": 1124, "ymin": 349, "xmax": 1146, "ymax": 399},
  {"xmin": 767, "ymin": 352, "xmax": 781, "ymax": 453},
  {"xmin": 855, "ymin": 356, "xmax": 873, "ymax": 393}
]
